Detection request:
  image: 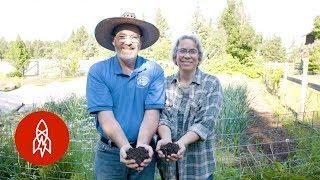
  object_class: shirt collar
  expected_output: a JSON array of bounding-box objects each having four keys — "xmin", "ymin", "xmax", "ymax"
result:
[
  {"xmin": 113, "ymin": 55, "xmax": 145, "ymax": 75},
  {"xmin": 170, "ymin": 68, "xmax": 202, "ymax": 85}
]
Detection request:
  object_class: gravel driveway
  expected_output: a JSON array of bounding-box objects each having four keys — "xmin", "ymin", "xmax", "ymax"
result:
[{"xmin": 0, "ymin": 77, "xmax": 86, "ymax": 115}]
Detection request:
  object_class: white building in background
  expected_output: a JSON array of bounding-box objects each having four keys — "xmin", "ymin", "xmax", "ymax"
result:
[{"xmin": 0, "ymin": 60, "xmax": 15, "ymax": 75}]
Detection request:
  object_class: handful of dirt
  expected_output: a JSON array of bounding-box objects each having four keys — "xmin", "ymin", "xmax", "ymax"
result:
[
  {"xmin": 126, "ymin": 147, "xmax": 149, "ymax": 166},
  {"xmin": 160, "ymin": 143, "xmax": 180, "ymax": 157}
]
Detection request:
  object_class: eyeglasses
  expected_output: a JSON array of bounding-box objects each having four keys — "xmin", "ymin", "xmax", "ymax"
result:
[
  {"xmin": 115, "ymin": 34, "xmax": 140, "ymax": 43},
  {"xmin": 177, "ymin": 48, "xmax": 198, "ymax": 56}
]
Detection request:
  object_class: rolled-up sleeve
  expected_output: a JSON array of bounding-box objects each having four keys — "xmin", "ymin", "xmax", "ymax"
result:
[
  {"xmin": 86, "ymin": 64, "xmax": 113, "ymax": 114},
  {"xmin": 159, "ymin": 106, "xmax": 172, "ymax": 130},
  {"xmin": 189, "ymin": 79, "xmax": 223, "ymax": 140}
]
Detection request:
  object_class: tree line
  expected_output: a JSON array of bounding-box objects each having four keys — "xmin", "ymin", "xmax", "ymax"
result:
[{"xmin": 1, "ymin": 0, "xmax": 319, "ymax": 77}]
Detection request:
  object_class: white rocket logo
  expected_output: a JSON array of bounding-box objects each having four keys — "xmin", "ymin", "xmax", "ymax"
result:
[{"xmin": 32, "ymin": 119, "xmax": 52, "ymax": 157}]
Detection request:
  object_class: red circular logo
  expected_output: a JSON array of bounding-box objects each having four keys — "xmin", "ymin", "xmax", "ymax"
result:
[{"xmin": 14, "ymin": 111, "xmax": 70, "ymax": 166}]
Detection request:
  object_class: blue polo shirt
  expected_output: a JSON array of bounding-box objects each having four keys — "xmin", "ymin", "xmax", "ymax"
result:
[{"xmin": 86, "ymin": 55, "xmax": 165, "ymax": 142}]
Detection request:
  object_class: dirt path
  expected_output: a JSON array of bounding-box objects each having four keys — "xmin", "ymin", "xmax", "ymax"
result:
[
  {"xmin": 0, "ymin": 77, "xmax": 86, "ymax": 115},
  {"xmin": 246, "ymin": 80, "xmax": 291, "ymax": 162}
]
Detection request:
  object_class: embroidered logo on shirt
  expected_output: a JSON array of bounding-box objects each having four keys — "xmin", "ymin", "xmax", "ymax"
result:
[{"xmin": 137, "ymin": 75, "xmax": 150, "ymax": 88}]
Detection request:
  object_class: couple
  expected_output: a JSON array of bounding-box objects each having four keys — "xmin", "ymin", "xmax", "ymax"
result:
[{"xmin": 86, "ymin": 12, "xmax": 223, "ymax": 180}]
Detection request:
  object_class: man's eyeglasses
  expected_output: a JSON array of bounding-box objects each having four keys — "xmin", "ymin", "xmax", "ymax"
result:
[
  {"xmin": 115, "ymin": 34, "xmax": 140, "ymax": 43},
  {"xmin": 177, "ymin": 48, "xmax": 198, "ymax": 56}
]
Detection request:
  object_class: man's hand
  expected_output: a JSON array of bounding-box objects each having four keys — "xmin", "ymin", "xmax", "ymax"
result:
[
  {"xmin": 119, "ymin": 143, "xmax": 139, "ymax": 170},
  {"xmin": 166, "ymin": 141, "xmax": 186, "ymax": 161},
  {"xmin": 135, "ymin": 143, "xmax": 153, "ymax": 171},
  {"xmin": 156, "ymin": 139, "xmax": 172, "ymax": 158}
]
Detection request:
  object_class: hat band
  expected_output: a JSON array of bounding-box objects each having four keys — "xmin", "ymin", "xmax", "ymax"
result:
[{"xmin": 112, "ymin": 23, "xmax": 143, "ymax": 36}]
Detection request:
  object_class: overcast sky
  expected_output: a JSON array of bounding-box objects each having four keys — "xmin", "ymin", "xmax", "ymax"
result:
[{"xmin": 1, "ymin": 0, "xmax": 319, "ymax": 48}]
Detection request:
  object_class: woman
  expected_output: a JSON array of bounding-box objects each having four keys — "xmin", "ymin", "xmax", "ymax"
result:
[{"xmin": 156, "ymin": 35, "xmax": 223, "ymax": 180}]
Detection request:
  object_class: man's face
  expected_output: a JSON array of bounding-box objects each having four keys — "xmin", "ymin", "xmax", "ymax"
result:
[
  {"xmin": 175, "ymin": 39, "xmax": 200, "ymax": 72},
  {"xmin": 112, "ymin": 25, "xmax": 141, "ymax": 63}
]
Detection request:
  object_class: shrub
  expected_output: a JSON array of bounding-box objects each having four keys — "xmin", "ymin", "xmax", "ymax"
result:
[
  {"xmin": 57, "ymin": 58, "xmax": 80, "ymax": 77},
  {"xmin": 0, "ymin": 76, "xmax": 22, "ymax": 91},
  {"xmin": 263, "ymin": 66, "xmax": 284, "ymax": 94},
  {"xmin": 6, "ymin": 70, "xmax": 22, "ymax": 77},
  {"xmin": 201, "ymin": 54, "xmax": 263, "ymax": 78},
  {"xmin": 309, "ymin": 43, "xmax": 320, "ymax": 74},
  {"xmin": 215, "ymin": 84, "xmax": 253, "ymax": 154},
  {"xmin": 0, "ymin": 96, "xmax": 96, "ymax": 179}
]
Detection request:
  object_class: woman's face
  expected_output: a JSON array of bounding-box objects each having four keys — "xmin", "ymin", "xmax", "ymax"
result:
[{"xmin": 175, "ymin": 39, "xmax": 199, "ymax": 73}]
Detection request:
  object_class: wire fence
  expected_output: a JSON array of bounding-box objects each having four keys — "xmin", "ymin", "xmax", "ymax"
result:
[{"xmin": 0, "ymin": 111, "xmax": 319, "ymax": 179}]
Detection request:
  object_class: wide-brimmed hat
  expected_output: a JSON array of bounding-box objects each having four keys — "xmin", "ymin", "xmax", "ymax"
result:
[{"xmin": 95, "ymin": 12, "xmax": 159, "ymax": 51}]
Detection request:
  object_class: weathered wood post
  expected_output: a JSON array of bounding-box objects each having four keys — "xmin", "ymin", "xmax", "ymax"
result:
[
  {"xmin": 299, "ymin": 56, "xmax": 308, "ymax": 120},
  {"xmin": 281, "ymin": 62, "xmax": 289, "ymax": 106},
  {"xmin": 298, "ymin": 33, "xmax": 315, "ymax": 120}
]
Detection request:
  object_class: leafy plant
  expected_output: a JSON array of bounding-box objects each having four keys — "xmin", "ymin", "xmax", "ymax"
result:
[
  {"xmin": 263, "ymin": 66, "xmax": 283, "ymax": 94},
  {"xmin": 4, "ymin": 36, "xmax": 30, "ymax": 77},
  {"xmin": 309, "ymin": 42, "xmax": 320, "ymax": 74}
]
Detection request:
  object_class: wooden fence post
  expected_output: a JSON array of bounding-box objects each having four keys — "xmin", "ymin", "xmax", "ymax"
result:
[
  {"xmin": 281, "ymin": 62, "xmax": 289, "ymax": 106},
  {"xmin": 299, "ymin": 58, "xmax": 309, "ymax": 120}
]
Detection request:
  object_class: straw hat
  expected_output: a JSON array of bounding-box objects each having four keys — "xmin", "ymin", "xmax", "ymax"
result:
[{"xmin": 95, "ymin": 12, "xmax": 159, "ymax": 51}]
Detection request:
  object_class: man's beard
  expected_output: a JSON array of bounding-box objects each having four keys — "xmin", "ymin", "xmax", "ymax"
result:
[{"xmin": 115, "ymin": 47, "xmax": 138, "ymax": 65}]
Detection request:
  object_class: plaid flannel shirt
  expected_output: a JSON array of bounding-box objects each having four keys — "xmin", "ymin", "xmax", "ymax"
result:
[{"xmin": 158, "ymin": 69, "xmax": 223, "ymax": 180}]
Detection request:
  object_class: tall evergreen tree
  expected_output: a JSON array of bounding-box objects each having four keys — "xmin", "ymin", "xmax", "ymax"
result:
[
  {"xmin": 309, "ymin": 42, "xmax": 320, "ymax": 73},
  {"xmin": 5, "ymin": 36, "xmax": 30, "ymax": 76},
  {"xmin": 313, "ymin": 16, "xmax": 320, "ymax": 40},
  {"xmin": 84, "ymin": 36, "xmax": 100, "ymax": 59},
  {"xmin": 30, "ymin": 40, "xmax": 45, "ymax": 58},
  {"xmin": 191, "ymin": 7, "xmax": 227, "ymax": 60},
  {"xmin": 287, "ymin": 43, "xmax": 301, "ymax": 63},
  {"xmin": 62, "ymin": 26, "xmax": 90, "ymax": 60},
  {"xmin": 260, "ymin": 36, "xmax": 286, "ymax": 62},
  {"xmin": 191, "ymin": 6, "xmax": 207, "ymax": 39},
  {"xmin": 219, "ymin": 0, "xmax": 260, "ymax": 64},
  {"xmin": 0, "ymin": 37, "xmax": 8, "ymax": 59},
  {"xmin": 141, "ymin": 9, "xmax": 172, "ymax": 61}
]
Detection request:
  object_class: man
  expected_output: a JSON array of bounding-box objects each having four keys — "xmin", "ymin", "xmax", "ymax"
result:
[{"xmin": 86, "ymin": 12, "xmax": 165, "ymax": 179}]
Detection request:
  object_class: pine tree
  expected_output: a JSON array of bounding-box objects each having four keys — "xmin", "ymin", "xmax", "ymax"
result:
[
  {"xmin": 260, "ymin": 36, "xmax": 286, "ymax": 62},
  {"xmin": 5, "ymin": 36, "xmax": 30, "ymax": 76},
  {"xmin": 287, "ymin": 43, "xmax": 301, "ymax": 63},
  {"xmin": 0, "ymin": 37, "xmax": 8, "ymax": 59},
  {"xmin": 309, "ymin": 42, "xmax": 320, "ymax": 73},
  {"xmin": 219, "ymin": 0, "xmax": 260, "ymax": 64},
  {"xmin": 191, "ymin": 6, "xmax": 207, "ymax": 39},
  {"xmin": 313, "ymin": 16, "xmax": 320, "ymax": 39},
  {"xmin": 62, "ymin": 26, "xmax": 90, "ymax": 60},
  {"xmin": 191, "ymin": 7, "xmax": 227, "ymax": 60},
  {"xmin": 141, "ymin": 9, "xmax": 172, "ymax": 61}
]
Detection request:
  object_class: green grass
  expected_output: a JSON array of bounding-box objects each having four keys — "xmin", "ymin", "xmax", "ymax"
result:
[
  {"xmin": 22, "ymin": 76, "xmax": 86, "ymax": 87},
  {"xmin": 1, "ymin": 83, "xmax": 319, "ymax": 179},
  {"xmin": 279, "ymin": 79, "xmax": 320, "ymax": 113},
  {"xmin": 215, "ymin": 84, "xmax": 254, "ymax": 155},
  {"xmin": 0, "ymin": 75, "xmax": 22, "ymax": 91},
  {"xmin": 0, "ymin": 74, "xmax": 86, "ymax": 92},
  {"xmin": 213, "ymin": 77, "xmax": 320, "ymax": 179},
  {"xmin": 214, "ymin": 113, "xmax": 320, "ymax": 179},
  {"xmin": 0, "ymin": 96, "xmax": 97, "ymax": 179}
]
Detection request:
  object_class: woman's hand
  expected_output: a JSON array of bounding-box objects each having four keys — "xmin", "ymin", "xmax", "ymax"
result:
[
  {"xmin": 167, "ymin": 140, "xmax": 186, "ymax": 161},
  {"xmin": 156, "ymin": 138, "xmax": 172, "ymax": 158}
]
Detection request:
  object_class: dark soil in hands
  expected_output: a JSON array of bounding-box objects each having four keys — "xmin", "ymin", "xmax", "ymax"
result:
[
  {"xmin": 126, "ymin": 147, "xmax": 149, "ymax": 166},
  {"xmin": 160, "ymin": 143, "xmax": 180, "ymax": 157}
]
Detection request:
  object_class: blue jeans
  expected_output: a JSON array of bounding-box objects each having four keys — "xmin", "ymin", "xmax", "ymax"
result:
[{"xmin": 94, "ymin": 139, "xmax": 156, "ymax": 180}]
